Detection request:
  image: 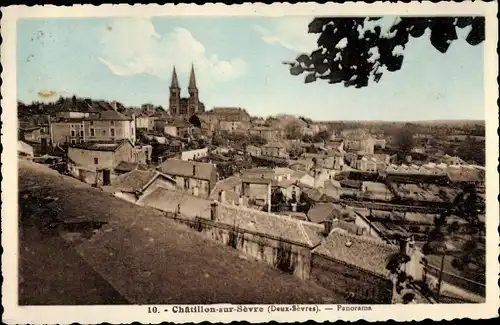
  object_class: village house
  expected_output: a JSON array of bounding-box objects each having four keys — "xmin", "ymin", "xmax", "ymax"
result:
[
  {"xmin": 440, "ymin": 154, "xmax": 467, "ymax": 166},
  {"xmin": 261, "ymin": 142, "xmax": 289, "ymax": 159},
  {"xmin": 67, "ymin": 139, "xmax": 135, "ymax": 172},
  {"xmin": 50, "ymin": 110, "xmax": 136, "ymax": 146},
  {"xmin": 157, "ymin": 158, "xmax": 218, "ymax": 198},
  {"xmin": 356, "ymin": 154, "xmax": 390, "ymax": 172},
  {"xmin": 374, "ymin": 138, "xmax": 386, "ymax": 149},
  {"xmin": 245, "ymin": 145, "xmax": 262, "ymax": 157},
  {"xmin": 134, "ymin": 112, "xmax": 157, "ymax": 131},
  {"xmin": 342, "ymin": 129, "xmax": 375, "ymax": 155},
  {"xmin": 164, "ymin": 120, "xmax": 193, "ymax": 138},
  {"xmin": 102, "ymin": 169, "xmax": 178, "ymax": 204},
  {"xmin": 181, "ymin": 147, "xmax": 209, "ymax": 161},
  {"xmin": 249, "ymin": 126, "xmax": 280, "ymax": 142},
  {"xmin": 310, "ymin": 229, "xmax": 405, "ymax": 303},
  {"xmin": 114, "ymin": 161, "xmax": 149, "ymax": 175},
  {"xmin": 211, "ymin": 107, "xmax": 251, "ymax": 133},
  {"xmin": 209, "ymin": 175, "xmax": 244, "ymax": 205}
]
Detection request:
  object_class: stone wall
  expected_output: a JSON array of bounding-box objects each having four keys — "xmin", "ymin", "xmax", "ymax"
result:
[{"xmin": 310, "ymin": 254, "xmax": 393, "ymax": 304}]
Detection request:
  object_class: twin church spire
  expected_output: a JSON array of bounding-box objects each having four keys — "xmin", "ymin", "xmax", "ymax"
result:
[
  {"xmin": 170, "ymin": 64, "xmax": 197, "ymax": 90},
  {"xmin": 169, "ymin": 64, "xmax": 205, "ymax": 117}
]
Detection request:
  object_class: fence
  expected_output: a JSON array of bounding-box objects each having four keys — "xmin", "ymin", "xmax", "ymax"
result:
[{"xmin": 425, "ymin": 263, "xmax": 485, "ymax": 298}]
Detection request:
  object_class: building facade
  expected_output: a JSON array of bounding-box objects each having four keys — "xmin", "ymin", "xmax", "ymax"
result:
[{"xmin": 50, "ymin": 110, "xmax": 136, "ymax": 146}]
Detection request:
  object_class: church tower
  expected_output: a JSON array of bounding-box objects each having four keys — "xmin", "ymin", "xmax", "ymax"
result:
[
  {"xmin": 188, "ymin": 64, "xmax": 199, "ymax": 115},
  {"xmin": 169, "ymin": 67, "xmax": 181, "ymax": 116}
]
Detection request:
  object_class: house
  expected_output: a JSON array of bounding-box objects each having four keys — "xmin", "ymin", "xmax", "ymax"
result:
[
  {"xmin": 164, "ymin": 120, "xmax": 193, "ymax": 138},
  {"xmin": 261, "ymin": 142, "xmax": 289, "ymax": 159},
  {"xmin": 157, "ymin": 158, "xmax": 217, "ymax": 198},
  {"xmin": 209, "ymin": 175, "xmax": 244, "ymax": 205},
  {"xmin": 441, "ymin": 154, "xmax": 466, "ymax": 166},
  {"xmin": 307, "ymin": 202, "xmax": 346, "ymax": 224},
  {"xmin": 310, "ymin": 229, "xmax": 404, "ymax": 303},
  {"xmin": 103, "ymin": 169, "xmax": 177, "ymax": 204},
  {"xmin": 135, "ymin": 113, "xmax": 157, "ymax": 131},
  {"xmin": 249, "ymin": 126, "xmax": 280, "ymax": 142},
  {"xmin": 50, "ymin": 110, "xmax": 136, "ymax": 146},
  {"xmin": 275, "ymin": 179, "xmax": 301, "ymax": 202},
  {"xmin": 342, "ymin": 129, "xmax": 375, "ymax": 155},
  {"xmin": 18, "ymin": 140, "xmax": 34, "ymax": 159},
  {"xmin": 356, "ymin": 154, "xmax": 389, "ymax": 172},
  {"xmin": 241, "ymin": 176, "xmax": 273, "ymax": 206},
  {"xmin": 181, "ymin": 148, "xmax": 209, "ymax": 161},
  {"xmin": 374, "ymin": 138, "xmax": 386, "ymax": 149},
  {"xmin": 67, "ymin": 139, "xmax": 135, "ymax": 171},
  {"xmin": 273, "ymin": 167, "xmax": 295, "ymax": 182},
  {"xmin": 291, "ymin": 170, "xmax": 315, "ymax": 188},
  {"xmin": 211, "ymin": 107, "xmax": 251, "ymax": 132},
  {"xmin": 245, "ymin": 145, "xmax": 261, "ymax": 157},
  {"xmin": 322, "ymin": 178, "xmax": 342, "ymax": 200}
]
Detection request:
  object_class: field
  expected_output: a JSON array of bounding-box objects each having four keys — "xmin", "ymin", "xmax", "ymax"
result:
[{"xmin": 17, "ymin": 160, "xmax": 345, "ymax": 305}]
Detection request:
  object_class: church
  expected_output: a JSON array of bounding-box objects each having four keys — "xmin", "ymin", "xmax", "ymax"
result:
[{"xmin": 169, "ymin": 65, "xmax": 206, "ymax": 117}]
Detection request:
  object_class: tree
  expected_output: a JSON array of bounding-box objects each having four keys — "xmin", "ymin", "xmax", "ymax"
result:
[
  {"xmin": 394, "ymin": 127, "xmax": 414, "ymax": 159},
  {"xmin": 284, "ymin": 120, "xmax": 303, "ymax": 140},
  {"xmin": 284, "ymin": 17, "xmax": 485, "ymax": 88}
]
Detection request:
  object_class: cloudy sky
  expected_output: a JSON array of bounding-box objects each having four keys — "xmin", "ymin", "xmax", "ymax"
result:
[{"xmin": 17, "ymin": 16, "xmax": 484, "ymax": 121}]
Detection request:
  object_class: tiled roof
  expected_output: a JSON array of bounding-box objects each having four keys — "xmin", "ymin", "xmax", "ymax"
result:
[
  {"xmin": 216, "ymin": 205, "xmax": 323, "ymax": 248},
  {"xmin": 274, "ymin": 167, "xmax": 294, "ymax": 176},
  {"xmin": 209, "ymin": 176, "xmax": 243, "ymax": 200},
  {"xmin": 290, "ymin": 170, "xmax": 307, "ymax": 181},
  {"xmin": 141, "ymin": 187, "xmax": 213, "ymax": 218},
  {"xmin": 68, "ymin": 139, "xmax": 131, "ymax": 152},
  {"xmin": 276, "ymin": 179, "xmax": 296, "ymax": 189},
  {"xmin": 307, "ymin": 203, "xmax": 341, "ymax": 223},
  {"xmin": 158, "ymin": 159, "xmax": 215, "ymax": 181},
  {"xmin": 446, "ymin": 166, "xmax": 482, "ymax": 183},
  {"xmin": 88, "ymin": 110, "xmax": 132, "ymax": 121},
  {"xmin": 115, "ymin": 161, "xmax": 148, "ymax": 173},
  {"xmin": 141, "ymin": 188, "xmax": 323, "ymax": 248},
  {"xmin": 111, "ymin": 170, "xmax": 158, "ymax": 193},
  {"xmin": 312, "ymin": 229, "xmax": 400, "ymax": 278},
  {"xmin": 241, "ymin": 177, "xmax": 273, "ymax": 185},
  {"xmin": 301, "ymin": 187, "xmax": 325, "ymax": 202}
]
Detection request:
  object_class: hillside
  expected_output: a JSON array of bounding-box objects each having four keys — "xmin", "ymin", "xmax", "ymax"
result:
[{"xmin": 18, "ymin": 160, "xmax": 343, "ymax": 305}]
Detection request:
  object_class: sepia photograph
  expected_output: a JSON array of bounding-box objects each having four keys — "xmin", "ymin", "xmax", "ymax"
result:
[{"xmin": 1, "ymin": 2, "xmax": 499, "ymax": 324}]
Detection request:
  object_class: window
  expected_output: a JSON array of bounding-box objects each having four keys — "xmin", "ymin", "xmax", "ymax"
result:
[
  {"xmin": 79, "ymin": 139, "xmax": 84, "ymax": 144},
  {"xmin": 70, "ymin": 139, "xmax": 76, "ymax": 144},
  {"xmin": 90, "ymin": 128, "xmax": 95, "ymax": 137},
  {"xmin": 110, "ymin": 121, "xmax": 115, "ymax": 126},
  {"xmin": 102, "ymin": 130, "xmax": 106, "ymax": 135},
  {"xmin": 184, "ymin": 178, "xmax": 189, "ymax": 189},
  {"xmin": 90, "ymin": 121, "xmax": 94, "ymax": 126},
  {"xmin": 110, "ymin": 128, "xmax": 115, "ymax": 137},
  {"xmin": 80, "ymin": 124, "xmax": 84, "ymax": 129},
  {"xmin": 80, "ymin": 130, "xmax": 84, "ymax": 137},
  {"xmin": 94, "ymin": 158, "xmax": 98, "ymax": 165},
  {"xmin": 70, "ymin": 124, "xmax": 75, "ymax": 128},
  {"xmin": 70, "ymin": 130, "xmax": 76, "ymax": 137}
]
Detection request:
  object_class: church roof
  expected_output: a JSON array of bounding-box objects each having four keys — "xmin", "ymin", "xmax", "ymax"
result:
[
  {"xmin": 189, "ymin": 64, "xmax": 197, "ymax": 89},
  {"xmin": 171, "ymin": 67, "xmax": 180, "ymax": 88}
]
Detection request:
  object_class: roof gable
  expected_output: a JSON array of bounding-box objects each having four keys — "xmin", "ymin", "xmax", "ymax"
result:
[{"xmin": 158, "ymin": 159, "xmax": 215, "ymax": 181}]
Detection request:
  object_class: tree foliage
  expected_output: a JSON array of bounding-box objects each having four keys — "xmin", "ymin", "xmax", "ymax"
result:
[{"xmin": 284, "ymin": 17, "xmax": 485, "ymax": 88}]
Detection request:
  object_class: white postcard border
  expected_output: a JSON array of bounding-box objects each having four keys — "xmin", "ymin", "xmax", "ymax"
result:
[{"xmin": 1, "ymin": 2, "xmax": 499, "ymax": 324}]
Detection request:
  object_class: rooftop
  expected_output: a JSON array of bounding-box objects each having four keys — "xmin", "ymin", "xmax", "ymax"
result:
[
  {"xmin": 158, "ymin": 159, "xmax": 215, "ymax": 181},
  {"xmin": 68, "ymin": 139, "xmax": 131, "ymax": 152},
  {"xmin": 312, "ymin": 229, "xmax": 400, "ymax": 278}
]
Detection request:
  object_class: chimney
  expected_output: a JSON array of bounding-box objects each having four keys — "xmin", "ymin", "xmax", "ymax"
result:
[
  {"xmin": 398, "ymin": 234, "xmax": 411, "ymax": 256},
  {"xmin": 210, "ymin": 202, "xmax": 218, "ymax": 221},
  {"xmin": 323, "ymin": 219, "xmax": 333, "ymax": 237}
]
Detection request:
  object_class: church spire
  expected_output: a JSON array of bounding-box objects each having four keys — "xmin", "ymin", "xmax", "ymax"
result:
[
  {"xmin": 170, "ymin": 66, "xmax": 180, "ymax": 89},
  {"xmin": 188, "ymin": 63, "xmax": 197, "ymax": 89}
]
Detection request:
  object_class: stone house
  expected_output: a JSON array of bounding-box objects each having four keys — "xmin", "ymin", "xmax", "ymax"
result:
[
  {"xmin": 164, "ymin": 120, "xmax": 193, "ymax": 138},
  {"xmin": 181, "ymin": 147, "xmax": 209, "ymax": 161},
  {"xmin": 241, "ymin": 176, "xmax": 273, "ymax": 206},
  {"xmin": 249, "ymin": 126, "xmax": 279, "ymax": 142},
  {"xmin": 50, "ymin": 110, "xmax": 136, "ymax": 146},
  {"xmin": 67, "ymin": 139, "xmax": 135, "ymax": 171},
  {"xmin": 157, "ymin": 158, "xmax": 217, "ymax": 198},
  {"xmin": 275, "ymin": 179, "xmax": 301, "ymax": 202},
  {"xmin": 209, "ymin": 175, "xmax": 245, "ymax": 205},
  {"xmin": 310, "ymin": 229, "xmax": 401, "ymax": 303},
  {"xmin": 245, "ymin": 145, "xmax": 261, "ymax": 157},
  {"xmin": 261, "ymin": 142, "xmax": 289, "ymax": 159},
  {"xmin": 103, "ymin": 169, "xmax": 178, "ymax": 204},
  {"xmin": 211, "ymin": 107, "xmax": 251, "ymax": 132}
]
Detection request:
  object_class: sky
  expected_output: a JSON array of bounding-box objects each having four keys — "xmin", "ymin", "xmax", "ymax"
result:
[{"xmin": 17, "ymin": 16, "xmax": 484, "ymax": 121}]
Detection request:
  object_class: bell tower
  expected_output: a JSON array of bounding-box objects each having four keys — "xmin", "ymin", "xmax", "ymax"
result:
[{"xmin": 169, "ymin": 66, "xmax": 181, "ymax": 116}]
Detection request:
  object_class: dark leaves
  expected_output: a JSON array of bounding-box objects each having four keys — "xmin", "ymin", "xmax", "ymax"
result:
[
  {"xmin": 288, "ymin": 16, "xmax": 484, "ymax": 89},
  {"xmin": 305, "ymin": 73, "xmax": 317, "ymax": 84}
]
